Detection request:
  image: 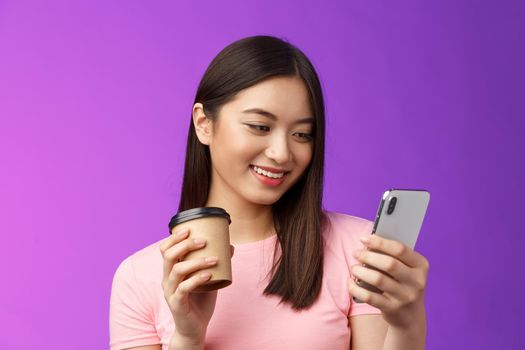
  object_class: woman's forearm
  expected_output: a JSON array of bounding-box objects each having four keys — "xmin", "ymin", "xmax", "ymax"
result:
[{"xmin": 381, "ymin": 308, "xmax": 426, "ymax": 350}]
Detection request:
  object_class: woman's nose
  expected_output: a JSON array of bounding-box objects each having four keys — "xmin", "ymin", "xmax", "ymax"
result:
[{"xmin": 264, "ymin": 134, "xmax": 292, "ymax": 164}]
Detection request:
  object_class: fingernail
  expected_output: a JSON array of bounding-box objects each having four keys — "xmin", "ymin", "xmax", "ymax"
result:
[
  {"xmin": 205, "ymin": 256, "xmax": 218, "ymax": 264},
  {"xmin": 200, "ymin": 272, "xmax": 211, "ymax": 280},
  {"xmin": 175, "ymin": 228, "xmax": 189, "ymax": 237},
  {"xmin": 352, "ymin": 250, "xmax": 361, "ymax": 259},
  {"xmin": 193, "ymin": 238, "xmax": 206, "ymax": 245}
]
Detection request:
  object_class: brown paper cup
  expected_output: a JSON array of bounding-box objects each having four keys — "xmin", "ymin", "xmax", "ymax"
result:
[{"xmin": 169, "ymin": 208, "xmax": 232, "ymax": 292}]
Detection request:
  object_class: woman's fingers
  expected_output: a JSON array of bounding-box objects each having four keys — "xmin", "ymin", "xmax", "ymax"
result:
[
  {"xmin": 160, "ymin": 228, "xmax": 190, "ymax": 253},
  {"xmin": 360, "ymin": 235, "xmax": 429, "ymax": 270},
  {"xmin": 161, "ymin": 235, "xmax": 207, "ymax": 279},
  {"xmin": 349, "ymin": 235, "xmax": 431, "ymax": 321},
  {"xmin": 348, "ymin": 278, "xmax": 390, "ymax": 310},
  {"xmin": 169, "ymin": 272, "xmax": 213, "ymax": 309},
  {"xmin": 165, "ymin": 257, "xmax": 218, "ymax": 296},
  {"xmin": 350, "ymin": 264, "xmax": 408, "ymax": 301},
  {"xmin": 160, "ymin": 228, "xmax": 190, "ymax": 272},
  {"xmin": 352, "ymin": 249, "xmax": 411, "ymax": 283}
]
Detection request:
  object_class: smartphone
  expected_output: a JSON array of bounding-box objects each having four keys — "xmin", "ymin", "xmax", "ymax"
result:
[{"xmin": 353, "ymin": 189, "xmax": 430, "ymax": 303}]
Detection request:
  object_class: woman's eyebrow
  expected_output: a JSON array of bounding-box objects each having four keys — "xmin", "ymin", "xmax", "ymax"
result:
[{"xmin": 242, "ymin": 108, "xmax": 313, "ymax": 124}]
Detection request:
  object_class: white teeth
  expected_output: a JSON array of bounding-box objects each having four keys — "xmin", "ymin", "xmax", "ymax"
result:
[{"xmin": 252, "ymin": 166, "xmax": 285, "ymax": 179}]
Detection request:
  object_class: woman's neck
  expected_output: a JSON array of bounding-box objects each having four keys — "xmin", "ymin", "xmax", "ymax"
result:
[
  {"xmin": 224, "ymin": 207, "xmax": 276, "ymax": 244},
  {"xmin": 205, "ymin": 191, "xmax": 275, "ymax": 244}
]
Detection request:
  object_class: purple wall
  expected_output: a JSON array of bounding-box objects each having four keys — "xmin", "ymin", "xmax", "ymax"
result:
[{"xmin": 1, "ymin": 0, "xmax": 523, "ymax": 349}]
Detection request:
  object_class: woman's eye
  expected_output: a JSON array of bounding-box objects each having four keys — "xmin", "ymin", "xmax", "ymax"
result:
[
  {"xmin": 294, "ymin": 132, "xmax": 313, "ymax": 142},
  {"xmin": 247, "ymin": 124, "xmax": 270, "ymax": 132}
]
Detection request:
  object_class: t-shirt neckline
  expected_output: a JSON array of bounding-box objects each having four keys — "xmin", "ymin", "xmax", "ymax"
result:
[{"xmin": 231, "ymin": 233, "xmax": 277, "ymax": 252}]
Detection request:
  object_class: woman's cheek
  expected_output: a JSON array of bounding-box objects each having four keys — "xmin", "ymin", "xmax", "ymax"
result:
[{"xmin": 293, "ymin": 144, "xmax": 313, "ymax": 168}]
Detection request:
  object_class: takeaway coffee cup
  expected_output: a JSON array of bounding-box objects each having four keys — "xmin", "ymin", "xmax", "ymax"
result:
[{"xmin": 168, "ymin": 207, "xmax": 232, "ymax": 292}]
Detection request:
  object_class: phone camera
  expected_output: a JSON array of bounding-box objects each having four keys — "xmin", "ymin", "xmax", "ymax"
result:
[{"xmin": 386, "ymin": 197, "xmax": 397, "ymax": 215}]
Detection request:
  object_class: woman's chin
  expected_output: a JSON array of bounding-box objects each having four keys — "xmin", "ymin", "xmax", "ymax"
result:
[{"xmin": 245, "ymin": 192, "xmax": 284, "ymax": 206}]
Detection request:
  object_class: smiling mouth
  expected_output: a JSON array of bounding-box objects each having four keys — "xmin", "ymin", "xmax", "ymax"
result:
[{"xmin": 250, "ymin": 165, "xmax": 288, "ymax": 179}]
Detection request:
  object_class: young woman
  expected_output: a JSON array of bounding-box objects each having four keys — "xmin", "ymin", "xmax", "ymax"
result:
[{"xmin": 110, "ymin": 35, "xmax": 429, "ymax": 350}]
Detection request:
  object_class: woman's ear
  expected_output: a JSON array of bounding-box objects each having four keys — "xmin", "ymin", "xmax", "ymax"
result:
[{"xmin": 192, "ymin": 103, "xmax": 213, "ymax": 145}]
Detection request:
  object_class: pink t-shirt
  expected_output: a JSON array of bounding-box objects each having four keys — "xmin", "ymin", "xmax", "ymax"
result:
[{"xmin": 109, "ymin": 212, "xmax": 382, "ymax": 350}]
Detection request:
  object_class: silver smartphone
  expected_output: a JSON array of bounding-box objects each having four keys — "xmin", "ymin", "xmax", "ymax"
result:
[{"xmin": 353, "ymin": 189, "xmax": 430, "ymax": 303}]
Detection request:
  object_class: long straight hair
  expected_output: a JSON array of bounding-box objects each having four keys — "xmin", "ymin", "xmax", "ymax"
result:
[{"xmin": 178, "ymin": 35, "xmax": 328, "ymax": 310}]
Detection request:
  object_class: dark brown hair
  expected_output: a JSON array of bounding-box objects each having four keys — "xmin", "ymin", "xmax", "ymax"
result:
[{"xmin": 178, "ymin": 35, "xmax": 328, "ymax": 310}]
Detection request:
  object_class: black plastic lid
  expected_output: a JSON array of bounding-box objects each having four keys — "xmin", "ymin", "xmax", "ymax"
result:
[{"xmin": 168, "ymin": 207, "xmax": 231, "ymax": 233}]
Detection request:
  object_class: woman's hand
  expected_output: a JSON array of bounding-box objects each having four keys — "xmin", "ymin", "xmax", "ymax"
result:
[
  {"xmin": 159, "ymin": 227, "xmax": 234, "ymax": 347},
  {"xmin": 348, "ymin": 234, "xmax": 429, "ymax": 330}
]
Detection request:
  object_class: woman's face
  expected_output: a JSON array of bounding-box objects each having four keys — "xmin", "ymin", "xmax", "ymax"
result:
[{"xmin": 203, "ymin": 76, "xmax": 314, "ymax": 206}]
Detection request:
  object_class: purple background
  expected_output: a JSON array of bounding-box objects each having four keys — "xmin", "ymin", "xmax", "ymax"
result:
[{"xmin": 1, "ymin": 0, "xmax": 524, "ymax": 349}]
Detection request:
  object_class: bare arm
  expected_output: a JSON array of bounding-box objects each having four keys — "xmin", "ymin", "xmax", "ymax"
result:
[
  {"xmin": 123, "ymin": 345, "xmax": 161, "ymax": 350},
  {"xmin": 349, "ymin": 309, "xmax": 426, "ymax": 350},
  {"xmin": 381, "ymin": 304, "xmax": 426, "ymax": 350},
  {"xmin": 350, "ymin": 314, "xmax": 388, "ymax": 349}
]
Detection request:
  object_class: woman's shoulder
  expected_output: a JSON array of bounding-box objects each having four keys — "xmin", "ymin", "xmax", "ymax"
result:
[
  {"xmin": 109, "ymin": 238, "xmax": 166, "ymax": 336},
  {"xmin": 324, "ymin": 211, "xmax": 374, "ymax": 237},
  {"xmin": 323, "ymin": 211, "xmax": 374, "ymax": 251},
  {"xmin": 113, "ymin": 237, "xmax": 166, "ymax": 285}
]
